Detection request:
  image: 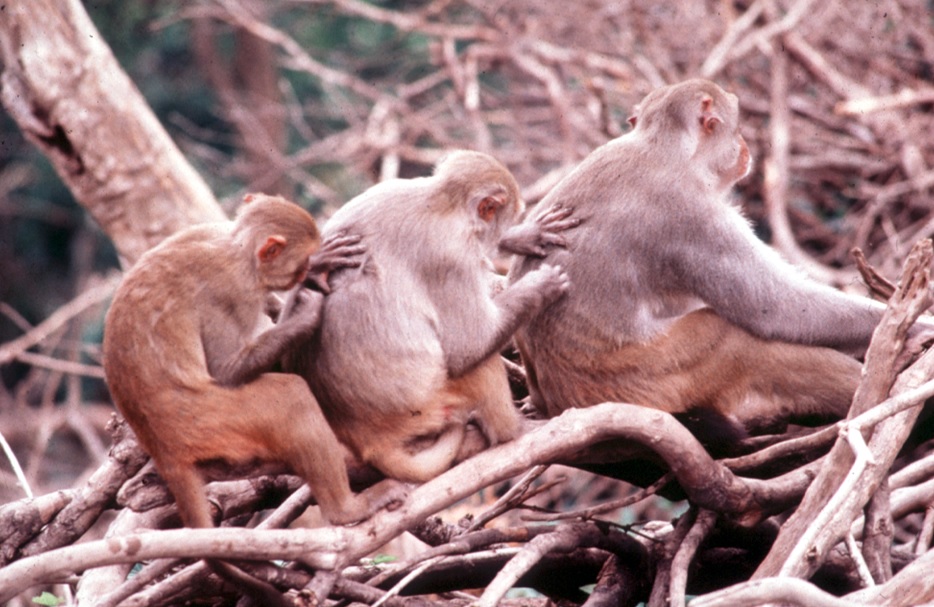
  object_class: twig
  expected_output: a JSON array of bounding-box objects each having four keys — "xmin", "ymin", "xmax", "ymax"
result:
[
  {"xmin": 11, "ymin": 351, "xmax": 104, "ymax": 379},
  {"xmin": 844, "ymin": 533, "xmax": 875, "ymax": 588},
  {"xmin": 779, "ymin": 423, "xmax": 875, "ymax": 577},
  {"xmin": 704, "ymin": 0, "xmax": 818, "ymax": 76},
  {"xmin": 476, "ymin": 522, "xmax": 640, "ymax": 607},
  {"xmin": 700, "ymin": 0, "xmax": 765, "ymax": 77},
  {"xmin": 0, "ymin": 274, "xmax": 119, "ymax": 366},
  {"xmin": 762, "ymin": 10, "xmax": 843, "ymax": 285},
  {"xmin": 690, "ymin": 577, "xmax": 863, "ymax": 607},
  {"xmin": 295, "ymin": 0, "xmax": 500, "ymax": 41},
  {"xmin": 852, "ymin": 247, "xmax": 897, "ymax": 301},
  {"xmin": 835, "ymin": 88, "xmax": 934, "ymax": 116},
  {"xmin": 469, "ymin": 464, "xmax": 549, "ymax": 531},
  {"xmin": 524, "ymin": 472, "xmax": 673, "ymax": 522},
  {"xmin": 364, "ymin": 526, "xmax": 547, "ymax": 590},
  {"xmin": 211, "ymin": 0, "xmax": 385, "ymax": 102},
  {"xmin": 915, "ymin": 506, "xmax": 934, "ymax": 556},
  {"xmin": 0, "ymin": 430, "xmax": 32, "ymax": 498},
  {"xmin": 669, "ymin": 509, "xmax": 717, "ymax": 607},
  {"xmin": 647, "ymin": 510, "xmax": 696, "ymax": 607},
  {"xmin": 371, "ymin": 557, "xmax": 442, "ymax": 607}
]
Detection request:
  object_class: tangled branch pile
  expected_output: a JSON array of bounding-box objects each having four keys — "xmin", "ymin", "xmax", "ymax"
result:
[
  {"xmin": 190, "ymin": 0, "xmax": 934, "ymax": 278},
  {"xmin": 2, "ymin": 0, "xmax": 934, "ymax": 605}
]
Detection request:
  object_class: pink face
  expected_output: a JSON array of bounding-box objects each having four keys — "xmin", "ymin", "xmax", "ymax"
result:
[
  {"xmin": 724, "ymin": 135, "xmax": 752, "ymax": 186},
  {"xmin": 735, "ymin": 136, "xmax": 751, "ymax": 179}
]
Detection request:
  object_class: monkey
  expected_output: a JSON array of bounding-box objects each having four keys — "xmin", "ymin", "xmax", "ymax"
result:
[
  {"xmin": 508, "ymin": 78, "xmax": 934, "ymax": 440},
  {"xmin": 103, "ymin": 193, "xmax": 405, "ymax": 606},
  {"xmin": 284, "ymin": 150, "xmax": 577, "ymax": 483}
]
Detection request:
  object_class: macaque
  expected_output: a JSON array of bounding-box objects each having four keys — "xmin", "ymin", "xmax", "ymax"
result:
[
  {"xmin": 509, "ymin": 79, "xmax": 931, "ymax": 438},
  {"xmin": 103, "ymin": 194, "xmax": 404, "ymax": 605},
  {"xmin": 285, "ymin": 151, "xmax": 574, "ymax": 482}
]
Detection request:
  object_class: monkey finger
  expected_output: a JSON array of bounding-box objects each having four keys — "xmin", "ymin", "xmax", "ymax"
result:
[
  {"xmin": 539, "ymin": 233, "xmax": 568, "ymax": 248},
  {"xmin": 322, "ymin": 233, "xmax": 364, "ymax": 249},
  {"xmin": 324, "ymin": 254, "xmax": 366, "ymax": 270},
  {"xmin": 332, "ymin": 243, "xmax": 368, "ymax": 257},
  {"xmin": 545, "ymin": 216, "xmax": 583, "ymax": 231},
  {"xmin": 538, "ymin": 204, "xmax": 575, "ymax": 223},
  {"xmin": 305, "ymin": 272, "xmax": 332, "ymax": 294},
  {"xmin": 318, "ymin": 243, "xmax": 367, "ymax": 263},
  {"xmin": 309, "ymin": 246, "xmax": 367, "ymax": 272},
  {"xmin": 548, "ymin": 204, "xmax": 574, "ymax": 218}
]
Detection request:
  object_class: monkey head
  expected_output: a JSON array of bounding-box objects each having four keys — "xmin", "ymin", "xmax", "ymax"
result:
[
  {"xmin": 233, "ymin": 193, "xmax": 323, "ymax": 291},
  {"xmin": 433, "ymin": 150, "xmax": 524, "ymax": 252},
  {"xmin": 628, "ymin": 79, "xmax": 752, "ymax": 192}
]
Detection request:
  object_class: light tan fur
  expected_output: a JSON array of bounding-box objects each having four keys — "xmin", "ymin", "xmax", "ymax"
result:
[
  {"xmin": 286, "ymin": 151, "xmax": 575, "ymax": 482},
  {"xmin": 509, "ymin": 80, "xmax": 892, "ymax": 438}
]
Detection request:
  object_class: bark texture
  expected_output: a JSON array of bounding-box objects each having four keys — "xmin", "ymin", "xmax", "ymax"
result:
[{"xmin": 0, "ymin": 0, "xmax": 224, "ymax": 266}]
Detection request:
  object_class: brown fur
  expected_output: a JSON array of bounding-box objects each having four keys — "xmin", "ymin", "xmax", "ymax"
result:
[
  {"xmin": 285, "ymin": 151, "xmax": 574, "ymax": 482},
  {"xmin": 509, "ymin": 79, "xmax": 884, "ymax": 437},
  {"xmin": 104, "ymin": 193, "xmax": 403, "ymax": 604}
]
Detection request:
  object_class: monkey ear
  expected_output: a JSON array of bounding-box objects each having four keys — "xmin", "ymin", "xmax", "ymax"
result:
[
  {"xmin": 477, "ymin": 195, "xmax": 503, "ymax": 223},
  {"xmin": 627, "ymin": 103, "xmax": 641, "ymax": 127},
  {"xmin": 258, "ymin": 235, "xmax": 288, "ymax": 263},
  {"xmin": 699, "ymin": 96, "xmax": 721, "ymax": 134}
]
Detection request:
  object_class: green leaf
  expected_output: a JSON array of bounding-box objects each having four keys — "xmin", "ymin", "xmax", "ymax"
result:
[{"xmin": 32, "ymin": 592, "xmax": 62, "ymax": 606}]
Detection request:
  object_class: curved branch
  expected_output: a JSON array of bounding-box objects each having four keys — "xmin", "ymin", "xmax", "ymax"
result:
[{"xmin": 0, "ymin": 402, "xmax": 794, "ymax": 601}]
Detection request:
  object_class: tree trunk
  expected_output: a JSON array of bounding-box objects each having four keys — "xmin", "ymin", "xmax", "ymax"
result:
[{"xmin": 0, "ymin": 0, "xmax": 225, "ymax": 266}]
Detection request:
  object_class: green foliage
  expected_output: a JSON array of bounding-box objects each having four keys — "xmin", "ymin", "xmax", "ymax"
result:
[{"xmin": 31, "ymin": 591, "xmax": 62, "ymax": 606}]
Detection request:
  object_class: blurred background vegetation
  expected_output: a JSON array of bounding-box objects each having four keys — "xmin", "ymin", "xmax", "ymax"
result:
[{"xmin": 1, "ymin": 0, "xmax": 933, "ymax": 509}]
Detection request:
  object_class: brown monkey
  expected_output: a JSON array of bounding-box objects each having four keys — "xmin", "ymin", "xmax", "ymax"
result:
[
  {"xmin": 509, "ymin": 79, "xmax": 931, "ymax": 438},
  {"xmin": 103, "ymin": 193, "xmax": 404, "ymax": 605},
  {"xmin": 285, "ymin": 151, "xmax": 575, "ymax": 482}
]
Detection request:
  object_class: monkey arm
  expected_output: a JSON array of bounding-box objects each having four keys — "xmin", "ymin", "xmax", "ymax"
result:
[
  {"xmin": 498, "ymin": 204, "xmax": 581, "ymax": 258},
  {"xmin": 670, "ymin": 209, "xmax": 886, "ymax": 353},
  {"xmin": 444, "ymin": 264, "xmax": 570, "ymax": 378},
  {"xmin": 213, "ymin": 289, "xmax": 324, "ymax": 386}
]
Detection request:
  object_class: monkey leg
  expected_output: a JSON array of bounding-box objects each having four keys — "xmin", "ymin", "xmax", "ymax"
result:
[
  {"xmin": 152, "ymin": 443, "xmax": 293, "ymax": 607},
  {"xmin": 361, "ymin": 357, "xmax": 525, "ymax": 482},
  {"xmin": 734, "ymin": 340, "xmax": 861, "ymax": 433},
  {"xmin": 362, "ymin": 423, "xmax": 468, "ymax": 483},
  {"xmin": 241, "ymin": 373, "xmax": 406, "ymax": 525},
  {"xmin": 447, "ymin": 355, "xmax": 523, "ymax": 444},
  {"xmin": 518, "ymin": 307, "xmax": 862, "ymax": 438}
]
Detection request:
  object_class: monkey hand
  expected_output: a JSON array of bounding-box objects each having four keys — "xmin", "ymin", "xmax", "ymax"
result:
[
  {"xmin": 280, "ymin": 288, "xmax": 325, "ymax": 337},
  {"xmin": 520, "ymin": 263, "xmax": 572, "ymax": 307},
  {"xmin": 306, "ymin": 232, "xmax": 367, "ymax": 293},
  {"xmin": 499, "ymin": 204, "xmax": 581, "ymax": 257}
]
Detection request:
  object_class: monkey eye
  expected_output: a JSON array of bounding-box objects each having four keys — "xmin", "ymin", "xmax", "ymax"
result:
[{"xmin": 627, "ymin": 115, "xmax": 638, "ymax": 127}]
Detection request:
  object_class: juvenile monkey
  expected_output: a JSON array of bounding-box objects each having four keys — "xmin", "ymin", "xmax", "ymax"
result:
[
  {"xmin": 103, "ymin": 194, "xmax": 404, "ymax": 604},
  {"xmin": 509, "ymin": 79, "xmax": 929, "ymax": 436},
  {"xmin": 285, "ymin": 151, "xmax": 575, "ymax": 482}
]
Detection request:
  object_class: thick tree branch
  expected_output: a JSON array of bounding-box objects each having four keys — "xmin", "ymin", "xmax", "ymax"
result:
[{"xmin": 0, "ymin": 0, "xmax": 224, "ymax": 265}]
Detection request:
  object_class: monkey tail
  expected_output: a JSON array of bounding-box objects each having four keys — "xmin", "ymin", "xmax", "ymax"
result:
[
  {"xmin": 156, "ymin": 452, "xmax": 294, "ymax": 606},
  {"xmin": 206, "ymin": 560, "xmax": 294, "ymax": 607}
]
